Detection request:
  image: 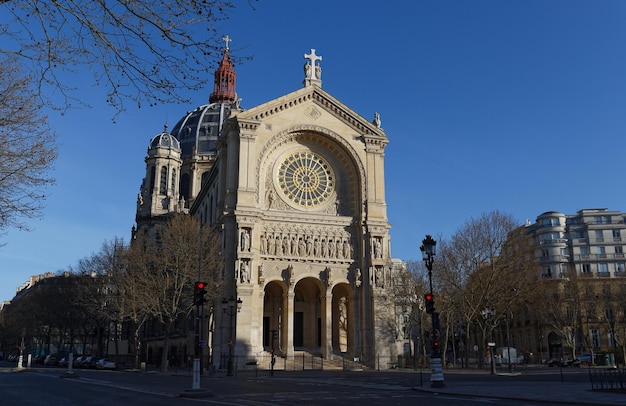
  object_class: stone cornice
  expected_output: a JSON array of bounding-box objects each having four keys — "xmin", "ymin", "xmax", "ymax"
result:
[{"xmin": 235, "ymin": 86, "xmax": 387, "ymax": 140}]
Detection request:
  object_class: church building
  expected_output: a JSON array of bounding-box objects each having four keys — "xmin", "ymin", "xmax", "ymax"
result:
[{"xmin": 135, "ymin": 40, "xmax": 396, "ymax": 367}]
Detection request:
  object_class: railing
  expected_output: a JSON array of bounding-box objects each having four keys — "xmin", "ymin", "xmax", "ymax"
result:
[
  {"xmin": 573, "ymin": 253, "xmax": 625, "ymax": 261},
  {"xmin": 215, "ymin": 353, "xmax": 423, "ymax": 374},
  {"xmin": 589, "ymin": 367, "xmax": 626, "ymax": 392}
]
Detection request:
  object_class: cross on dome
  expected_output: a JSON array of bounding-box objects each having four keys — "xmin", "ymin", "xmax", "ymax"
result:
[{"xmin": 222, "ymin": 35, "xmax": 232, "ymax": 51}]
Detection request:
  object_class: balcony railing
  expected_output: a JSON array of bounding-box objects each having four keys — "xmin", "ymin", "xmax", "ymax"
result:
[{"xmin": 572, "ymin": 253, "xmax": 625, "ymax": 261}]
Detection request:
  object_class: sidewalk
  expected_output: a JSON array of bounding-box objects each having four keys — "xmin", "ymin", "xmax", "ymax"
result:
[{"xmin": 412, "ymin": 372, "xmax": 626, "ymax": 406}]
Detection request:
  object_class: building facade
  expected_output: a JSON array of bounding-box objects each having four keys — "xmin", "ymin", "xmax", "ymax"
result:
[
  {"xmin": 524, "ymin": 208, "xmax": 626, "ymax": 364},
  {"xmin": 135, "ymin": 44, "xmax": 397, "ymax": 366}
]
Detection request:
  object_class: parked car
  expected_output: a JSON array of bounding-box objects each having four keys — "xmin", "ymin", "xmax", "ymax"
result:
[
  {"xmin": 83, "ymin": 356, "xmax": 98, "ymax": 368},
  {"xmin": 95, "ymin": 358, "xmax": 117, "ymax": 370},
  {"xmin": 44, "ymin": 354, "xmax": 58, "ymax": 366},
  {"xmin": 58, "ymin": 357, "xmax": 68, "ymax": 367},
  {"xmin": 571, "ymin": 353, "xmax": 593, "ymax": 367},
  {"xmin": 73, "ymin": 356, "xmax": 86, "ymax": 368},
  {"xmin": 545, "ymin": 358, "xmax": 572, "ymax": 367}
]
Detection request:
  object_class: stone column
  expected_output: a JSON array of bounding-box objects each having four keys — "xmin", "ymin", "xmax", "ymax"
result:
[
  {"xmin": 323, "ymin": 290, "xmax": 333, "ymax": 359},
  {"xmin": 285, "ymin": 291, "xmax": 295, "ymax": 358}
]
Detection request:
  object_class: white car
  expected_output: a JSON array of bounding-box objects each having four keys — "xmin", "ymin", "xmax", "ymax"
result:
[{"xmin": 95, "ymin": 358, "xmax": 117, "ymax": 370}]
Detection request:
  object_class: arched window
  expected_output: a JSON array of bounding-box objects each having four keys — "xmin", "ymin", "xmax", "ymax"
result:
[
  {"xmin": 149, "ymin": 166, "xmax": 156, "ymax": 192},
  {"xmin": 160, "ymin": 166, "xmax": 168, "ymax": 195},
  {"xmin": 180, "ymin": 174, "xmax": 190, "ymax": 201},
  {"xmin": 171, "ymin": 169, "xmax": 177, "ymax": 197}
]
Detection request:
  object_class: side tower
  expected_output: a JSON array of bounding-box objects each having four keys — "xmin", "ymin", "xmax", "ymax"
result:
[{"xmin": 135, "ymin": 127, "xmax": 183, "ymax": 237}]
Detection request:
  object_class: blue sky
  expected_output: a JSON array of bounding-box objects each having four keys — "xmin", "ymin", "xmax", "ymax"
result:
[{"xmin": 2, "ymin": 0, "xmax": 626, "ymax": 302}]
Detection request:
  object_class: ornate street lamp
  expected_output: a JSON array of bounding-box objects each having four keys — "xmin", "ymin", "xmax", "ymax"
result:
[
  {"xmin": 481, "ymin": 306, "xmax": 497, "ymax": 375},
  {"xmin": 420, "ymin": 235, "xmax": 445, "ymax": 388},
  {"xmin": 222, "ymin": 297, "xmax": 242, "ymax": 376}
]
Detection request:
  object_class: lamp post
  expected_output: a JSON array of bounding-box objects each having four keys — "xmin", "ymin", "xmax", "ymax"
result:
[
  {"xmin": 420, "ymin": 235, "xmax": 445, "ymax": 388},
  {"xmin": 482, "ymin": 306, "xmax": 497, "ymax": 375},
  {"xmin": 222, "ymin": 297, "xmax": 242, "ymax": 376}
]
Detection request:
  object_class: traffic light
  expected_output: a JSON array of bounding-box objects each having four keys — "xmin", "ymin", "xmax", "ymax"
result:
[
  {"xmin": 193, "ymin": 281, "xmax": 208, "ymax": 306},
  {"xmin": 425, "ymin": 293, "xmax": 435, "ymax": 314}
]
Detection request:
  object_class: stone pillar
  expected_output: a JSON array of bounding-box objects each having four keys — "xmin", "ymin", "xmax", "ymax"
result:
[
  {"xmin": 323, "ymin": 290, "xmax": 333, "ymax": 359},
  {"xmin": 285, "ymin": 291, "xmax": 295, "ymax": 358}
]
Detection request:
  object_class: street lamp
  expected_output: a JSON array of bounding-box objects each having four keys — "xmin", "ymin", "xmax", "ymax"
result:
[
  {"xmin": 420, "ymin": 235, "xmax": 445, "ymax": 388},
  {"xmin": 481, "ymin": 306, "xmax": 497, "ymax": 375},
  {"xmin": 222, "ymin": 297, "xmax": 242, "ymax": 376}
]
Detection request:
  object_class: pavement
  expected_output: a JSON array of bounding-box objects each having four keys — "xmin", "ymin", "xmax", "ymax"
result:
[
  {"xmin": 411, "ymin": 371, "xmax": 626, "ymax": 406},
  {"xmin": 2, "ymin": 361, "xmax": 625, "ymax": 405}
]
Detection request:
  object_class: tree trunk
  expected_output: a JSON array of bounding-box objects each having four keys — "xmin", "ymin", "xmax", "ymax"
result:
[{"xmin": 160, "ymin": 324, "xmax": 172, "ymax": 373}]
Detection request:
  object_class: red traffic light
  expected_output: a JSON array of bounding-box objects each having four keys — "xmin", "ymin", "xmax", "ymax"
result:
[
  {"xmin": 425, "ymin": 294, "xmax": 433, "ymax": 301},
  {"xmin": 196, "ymin": 282, "xmax": 205, "ymax": 289}
]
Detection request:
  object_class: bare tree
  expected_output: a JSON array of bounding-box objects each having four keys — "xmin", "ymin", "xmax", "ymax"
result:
[
  {"xmin": 0, "ymin": 57, "xmax": 57, "ymax": 238},
  {"xmin": 126, "ymin": 214, "xmax": 222, "ymax": 372},
  {"xmin": 1, "ymin": 1, "xmax": 254, "ymax": 115},
  {"xmin": 436, "ymin": 211, "xmax": 536, "ymax": 368}
]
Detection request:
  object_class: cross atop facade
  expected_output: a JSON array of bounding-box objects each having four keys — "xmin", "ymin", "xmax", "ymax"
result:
[
  {"xmin": 303, "ymin": 49, "xmax": 323, "ymax": 86},
  {"xmin": 222, "ymin": 35, "xmax": 232, "ymax": 51},
  {"xmin": 304, "ymin": 49, "xmax": 322, "ymax": 68}
]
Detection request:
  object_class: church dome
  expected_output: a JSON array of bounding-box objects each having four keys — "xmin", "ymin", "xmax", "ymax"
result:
[
  {"xmin": 149, "ymin": 127, "xmax": 180, "ymax": 150},
  {"xmin": 170, "ymin": 40, "xmax": 240, "ymax": 158},
  {"xmin": 170, "ymin": 102, "xmax": 235, "ymax": 156}
]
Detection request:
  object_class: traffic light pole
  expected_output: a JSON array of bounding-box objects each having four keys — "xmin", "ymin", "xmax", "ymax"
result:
[{"xmin": 421, "ymin": 235, "xmax": 445, "ymax": 388}]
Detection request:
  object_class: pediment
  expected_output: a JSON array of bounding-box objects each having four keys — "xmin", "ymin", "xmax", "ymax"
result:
[{"xmin": 232, "ymin": 85, "xmax": 386, "ymax": 139}]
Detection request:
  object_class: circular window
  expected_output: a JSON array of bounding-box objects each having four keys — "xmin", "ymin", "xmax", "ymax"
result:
[{"xmin": 277, "ymin": 151, "xmax": 334, "ymax": 208}]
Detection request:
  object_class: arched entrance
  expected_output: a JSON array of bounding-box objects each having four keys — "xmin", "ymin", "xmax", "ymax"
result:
[
  {"xmin": 263, "ymin": 281, "xmax": 286, "ymax": 355},
  {"xmin": 332, "ymin": 283, "xmax": 353, "ymax": 355},
  {"xmin": 548, "ymin": 331, "xmax": 563, "ymax": 360},
  {"xmin": 292, "ymin": 278, "xmax": 325, "ymax": 353}
]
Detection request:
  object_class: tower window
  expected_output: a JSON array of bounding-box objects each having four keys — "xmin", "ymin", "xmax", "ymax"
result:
[
  {"xmin": 149, "ymin": 166, "xmax": 156, "ymax": 192},
  {"xmin": 160, "ymin": 166, "xmax": 168, "ymax": 195}
]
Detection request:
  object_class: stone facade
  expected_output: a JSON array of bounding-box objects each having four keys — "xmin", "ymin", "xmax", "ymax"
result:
[{"xmin": 136, "ymin": 46, "xmax": 396, "ymax": 366}]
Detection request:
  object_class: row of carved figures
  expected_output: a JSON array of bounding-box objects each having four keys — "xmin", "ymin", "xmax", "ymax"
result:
[
  {"xmin": 259, "ymin": 232, "xmax": 354, "ymax": 260},
  {"xmin": 240, "ymin": 229, "xmax": 385, "ymax": 261}
]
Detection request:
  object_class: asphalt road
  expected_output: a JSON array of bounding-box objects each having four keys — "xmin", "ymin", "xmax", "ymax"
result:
[{"xmin": 0, "ymin": 362, "xmax": 602, "ymax": 406}]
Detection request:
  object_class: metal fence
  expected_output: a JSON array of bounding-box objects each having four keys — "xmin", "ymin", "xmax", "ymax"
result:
[
  {"xmin": 589, "ymin": 368, "xmax": 626, "ymax": 392},
  {"xmin": 217, "ymin": 354, "xmax": 429, "ymax": 374}
]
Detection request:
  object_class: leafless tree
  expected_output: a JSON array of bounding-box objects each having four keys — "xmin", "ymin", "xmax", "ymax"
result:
[
  {"xmin": 435, "ymin": 211, "xmax": 536, "ymax": 367},
  {"xmin": 0, "ymin": 57, "xmax": 57, "ymax": 239},
  {"xmin": 1, "ymin": 0, "xmax": 254, "ymax": 115},
  {"xmin": 125, "ymin": 214, "xmax": 222, "ymax": 372}
]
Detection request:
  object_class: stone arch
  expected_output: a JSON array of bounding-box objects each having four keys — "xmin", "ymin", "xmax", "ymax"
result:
[
  {"xmin": 292, "ymin": 277, "xmax": 326, "ymax": 353},
  {"xmin": 332, "ymin": 283, "xmax": 354, "ymax": 355},
  {"xmin": 263, "ymin": 281, "xmax": 287, "ymax": 354},
  {"xmin": 547, "ymin": 331, "xmax": 563, "ymax": 360},
  {"xmin": 256, "ymin": 126, "xmax": 366, "ymax": 217}
]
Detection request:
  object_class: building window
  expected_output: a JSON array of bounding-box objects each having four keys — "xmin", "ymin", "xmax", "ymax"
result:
[
  {"xmin": 580, "ymin": 247, "xmax": 590, "ymax": 256},
  {"xmin": 598, "ymin": 263, "xmax": 609, "ymax": 274},
  {"xmin": 541, "ymin": 217, "xmax": 560, "ymax": 226},
  {"xmin": 595, "ymin": 230, "xmax": 604, "ymax": 242},
  {"xmin": 596, "ymin": 246, "xmax": 606, "ymax": 255},
  {"xmin": 613, "ymin": 229, "xmax": 621, "ymax": 240},
  {"xmin": 159, "ymin": 166, "xmax": 167, "ymax": 195},
  {"xmin": 590, "ymin": 329, "xmax": 600, "ymax": 348},
  {"xmin": 541, "ymin": 249, "xmax": 549, "ymax": 258},
  {"xmin": 616, "ymin": 263, "xmax": 625, "ymax": 272},
  {"xmin": 581, "ymin": 264, "xmax": 591, "ymax": 274},
  {"xmin": 615, "ymin": 246, "xmax": 623, "ymax": 254},
  {"xmin": 171, "ymin": 169, "xmax": 177, "ymax": 196},
  {"xmin": 542, "ymin": 266, "xmax": 552, "ymax": 278},
  {"xmin": 540, "ymin": 232, "xmax": 560, "ymax": 242}
]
